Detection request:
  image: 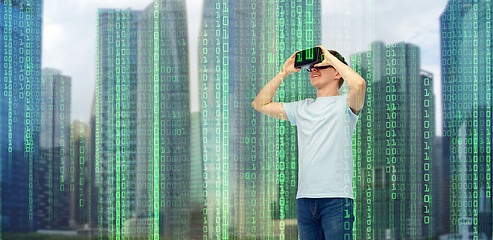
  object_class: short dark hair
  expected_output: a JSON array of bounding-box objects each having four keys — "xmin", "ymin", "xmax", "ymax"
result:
[{"xmin": 328, "ymin": 50, "xmax": 347, "ymax": 89}]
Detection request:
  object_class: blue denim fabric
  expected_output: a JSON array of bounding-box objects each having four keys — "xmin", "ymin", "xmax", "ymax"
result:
[{"xmin": 297, "ymin": 198, "xmax": 354, "ymax": 240}]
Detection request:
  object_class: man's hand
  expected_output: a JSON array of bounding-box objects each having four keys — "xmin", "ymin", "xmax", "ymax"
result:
[
  {"xmin": 314, "ymin": 45, "xmax": 336, "ymax": 67},
  {"xmin": 252, "ymin": 51, "xmax": 301, "ymax": 120},
  {"xmin": 280, "ymin": 51, "xmax": 302, "ymax": 75}
]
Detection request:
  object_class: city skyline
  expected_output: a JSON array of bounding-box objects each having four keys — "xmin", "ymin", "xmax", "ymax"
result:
[{"xmin": 4, "ymin": 0, "xmax": 493, "ymax": 239}]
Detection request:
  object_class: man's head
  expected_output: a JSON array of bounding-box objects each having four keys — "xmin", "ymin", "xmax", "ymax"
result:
[
  {"xmin": 309, "ymin": 50, "xmax": 348, "ymax": 90},
  {"xmin": 328, "ymin": 50, "xmax": 348, "ymax": 89}
]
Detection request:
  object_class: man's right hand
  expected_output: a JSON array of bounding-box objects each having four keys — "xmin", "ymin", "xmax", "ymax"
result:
[{"xmin": 280, "ymin": 51, "xmax": 301, "ymax": 75}]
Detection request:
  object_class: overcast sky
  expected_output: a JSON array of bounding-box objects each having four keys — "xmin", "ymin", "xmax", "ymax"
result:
[{"xmin": 42, "ymin": 0, "xmax": 448, "ymax": 135}]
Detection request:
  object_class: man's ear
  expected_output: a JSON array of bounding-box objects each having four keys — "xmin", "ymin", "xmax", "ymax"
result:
[{"xmin": 335, "ymin": 71, "xmax": 341, "ymax": 81}]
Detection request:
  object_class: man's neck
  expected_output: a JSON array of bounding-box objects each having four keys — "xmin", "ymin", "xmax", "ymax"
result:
[{"xmin": 316, "ymin": 87, "xmax": 340, "ymax": 98}]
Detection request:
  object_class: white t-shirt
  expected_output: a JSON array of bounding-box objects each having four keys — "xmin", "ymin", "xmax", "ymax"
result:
[{"xmin": 283, "ymin": 94, "xmax": 359, "ymax": 199}]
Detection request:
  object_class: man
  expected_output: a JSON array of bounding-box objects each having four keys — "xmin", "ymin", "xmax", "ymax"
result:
[{"xmin": 251, "ymin": 46, "xmax": 366, "ymax": 239}]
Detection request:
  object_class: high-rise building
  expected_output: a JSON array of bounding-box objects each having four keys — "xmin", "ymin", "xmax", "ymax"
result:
[
  {"xmin": 199, "ymin": 1, "xmax": 320, "ymax": 239},
  {"xmin": 190, "ymin": 111, "xmax": 203, "ymax": 239},
  {"xmin": 89, "ymin": 95, "xmax": 99, "ymax": 233},
  {"xmin": 69, "ymin": 120, "xmax": 92, "ymax": 230},
  {"xmin": 37, "ymin": 68, "xmax": 72, "ymax": 230},
  {"xmin": 40, "ymin": 68, "xmax": 72, "ymax": 150},
  {"xmin": 0, "ymin": 0, "xmax": 43, "ymax": 232},
  {"xmin": 95, "ymin": 8, "xmax": 140, "ymax": 238},
  {"xmin": 441, "ymin": 1, "xmax": 493, "ymax": 238},
  {"xmin": 134, "ymin": 0, "xmax": 191, "ymax": 239},
  {"xmin": 351, "ymin": 41, "xmax": 434, "ymax": 239},
  {"xmin": 432, "ymin": 135, "xmax": 451, "ymax": 237}
]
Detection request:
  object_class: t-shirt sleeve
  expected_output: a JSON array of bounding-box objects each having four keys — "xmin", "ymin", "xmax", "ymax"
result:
[{"xmin": 283, "ymin": 101, "xmax": 299, "ymax": 126}]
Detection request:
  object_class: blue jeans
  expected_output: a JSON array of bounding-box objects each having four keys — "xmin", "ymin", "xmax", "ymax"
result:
[{"xmin": 297, "ymin": 198, "xmax": 354, "ymax": 240}]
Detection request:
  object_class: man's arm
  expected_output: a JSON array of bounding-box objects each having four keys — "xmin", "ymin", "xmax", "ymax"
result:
[
  {"xmin": 252, "ymin": 51, "xmax": 300, "ymax": 120},
  {"xmin": 316, "ymin": 46, "xmax": 366, "ymax": 115},
  {"xmin": 252, "ymin": 71, "xmax": 290, "ymax": 120}
]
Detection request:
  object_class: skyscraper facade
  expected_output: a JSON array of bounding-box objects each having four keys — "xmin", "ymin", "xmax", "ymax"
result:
[
  {"xmin": 134, "ymin": 0, "xmax": 191, "ymax": 238},
  {"xmin": 199, "ymin": 1, "xmax": 320, "ymax": 239},
  {"xmin": 37, "ymin": 68, "xmax": 72, "ymax": 230},
  {"xmin": 0, "ymin": 0, "xmax": 43, "ymax": 232},
  {"xmin": 351, "ymin": 41, "xmax": 434, "ymax": 239},
  {"xmin": 432, "ymin": 135, "xmax": 451, "ymax": 237},
  {"xmin": 90, "ymin": 95, "xmax": 99, "ymax": 233},
  {"xmin": 69, "ymin": 120, "xmax": 92, "ymax": 230},
  {"xmin": 95, "ymin": 8, "xmax": 140, "ymax": 238},
  {"xmin": 441, "ymin": 1, "xmax": 493, "ymax": 238},
  {"xmin": 190, "ymin": 111, "xmax": 203, "ymax": 239}
]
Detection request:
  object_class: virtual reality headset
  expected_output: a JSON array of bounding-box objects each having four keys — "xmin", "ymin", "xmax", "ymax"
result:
[{"xmin": 294, "ymin": 47, "xmax": 324, "ymax": 71}]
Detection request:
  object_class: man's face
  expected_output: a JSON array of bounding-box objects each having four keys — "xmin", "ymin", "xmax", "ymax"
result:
[{"xmin": 309, "ymin": 66, "xmax": 339, "ymax": 89}]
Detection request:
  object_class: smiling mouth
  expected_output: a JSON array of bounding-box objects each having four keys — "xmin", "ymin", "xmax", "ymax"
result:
[{"xmin": 312, "ymin": 75, "xmax": 320, "ymax": 78}]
